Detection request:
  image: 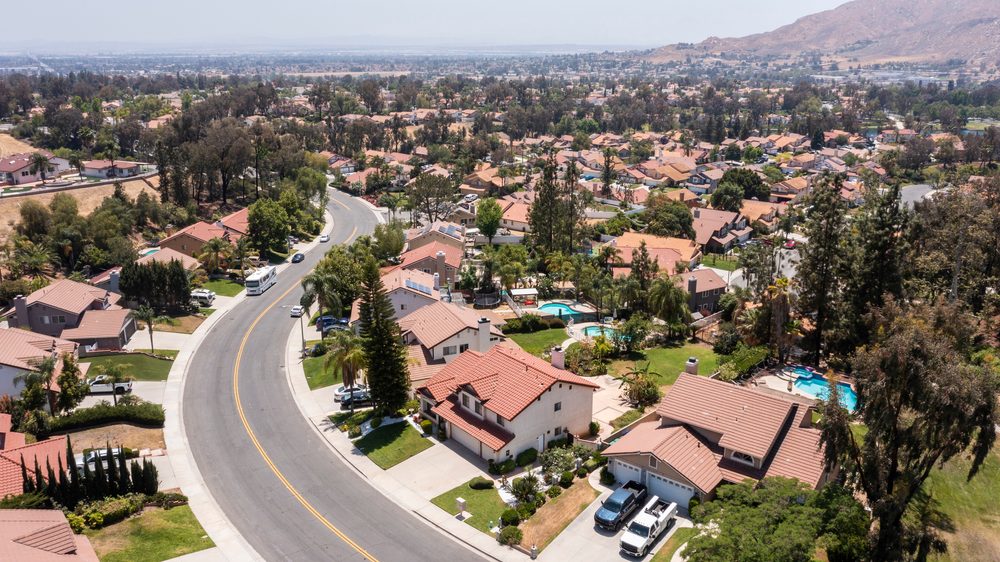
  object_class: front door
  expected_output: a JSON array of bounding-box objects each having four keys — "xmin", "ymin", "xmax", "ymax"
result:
[{"xmin": 537, "ymin": 434, "xmax": 545, "ymax": 452}]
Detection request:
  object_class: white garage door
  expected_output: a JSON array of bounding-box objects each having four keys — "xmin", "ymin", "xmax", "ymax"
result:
[
  {"xmin": 611, "ymin": 459, "xmax": 643, "ymax": 485},
  {"xmin": 646, "ymin": 472, "xmax": 696, "ymax": 509},
  {"xmin": 449, "ymin": 424, "xmax": 483, "ymax": 458}
]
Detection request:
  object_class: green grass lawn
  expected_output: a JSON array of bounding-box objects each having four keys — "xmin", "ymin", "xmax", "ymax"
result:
[
  {"xmin": 201, "ymin": 278, "xmax": 244, "ymax": 297},
  {"xmin": 329, "ymin": 409, "xmax": 375, "ymax": 428},
  {"xmin": 610, "ymin": 343, "xmax": 720, "ymax": 387},
  {"xmin": 85, "ymin": 505, "xmax": 214, "ymax": 562},
  {"xmin": 432, "ymin": 478, "xmax": 508, "ymax": 533},
  {"xmin": 702, "ymin": 254, "xmax": 740, "ymax": 272},
  {"xmin": 83, "ymin": 353, "xmax": 175, "ymax": 382},
  {"xmin": 354, "ymin": 422, "xmax": 433, "ymax": 469},
  {"xmin": 198, "ymin": 307, "xmax": 216, "ymax": 316},
  {"xmin": 611, "ymin": 408, "xmax": 646, "ymax": 430},
  {"xmin": 651, "ymin": 527, "xmax": 697, "ymax": 562},
  {"xmin": 926, "ymin": 449, "xmax": 1000, "ymax": 561},
  {"xmin": 303, "ymin": 355, "xmax": 342, "ymax": 390},
  {"xmin": 509, "ymin": 328, "xmax": 567, "ymax": 357}
]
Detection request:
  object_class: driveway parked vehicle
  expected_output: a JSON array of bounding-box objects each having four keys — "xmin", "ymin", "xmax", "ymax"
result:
[
  {"xmin": 333, "ymin": 384, "xmax": 369, "ymax": 402},
  {"xmin": 87, "ymin": 376, "xmax": 133, "ymax": 395},
  {"xmin": 340, "ymin": 393, "xmax": 373, "ymax": 410},
  {"xmin": 73, "ymin": 447, "xmax": 127, "ymax": 474},
  {"xmin": 620, "ymin": 497, "xmax": 678, "ymax": 557},
  {"xmin": 191, "ymin": 288, "xmax": 216, "ymax": 306},
  {"xmin": 595, "ymin": 481, "xmax": 648, "ymax": 531}
]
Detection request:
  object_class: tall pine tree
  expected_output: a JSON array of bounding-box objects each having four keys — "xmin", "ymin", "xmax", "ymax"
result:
[
  {"xmin": 529, "ymin": 154, "xmax": 560, "ymax": 256},
  {"xmin": 358, "ymin": 259, "xmax": 410, "ymax": 416}
]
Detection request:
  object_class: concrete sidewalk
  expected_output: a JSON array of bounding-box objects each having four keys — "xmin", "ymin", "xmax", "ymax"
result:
[{"xmin": 282, "ymin": 323, "xmax": 525, "ymax": 562}]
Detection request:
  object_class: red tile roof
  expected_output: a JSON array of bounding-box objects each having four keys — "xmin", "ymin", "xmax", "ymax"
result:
[
  {"xmin": 399, "ymin": 301, "xmax": 503, "ymax": 349},
  {"xmin": 603, "ymin": 422, "xmax": 724, "ymax": 493},
  {"xmin": 26, "ymin": 279, "xmax": 119, "ymax": 316},
  {"xmin": 0, "ymin": 509, "xmax": 98, "ymax": 561},
  {"xmin": 0, "ymin": 329, "xmax": 76, "ymax": 371},
  {"xmin": 433, "ymin": 397, "xmax": 514, "ymax": 451},
  {"xmin": 0, "ymin": 436, "xmax": 66, "ymax": 499},
  {"xmin": 219, "ymin": 208, "xmax": 249, "ymax": 235},
  {"xmin": 399, "ymin": 241, "xmax": 462, "ymax": 271},
  {"xmin": 137, "ymin": 247, "xmax": 200, "ymax": 270},
  {"xmin": 59, "ymin": 308, "xmax": 133, "ymax": 341}
]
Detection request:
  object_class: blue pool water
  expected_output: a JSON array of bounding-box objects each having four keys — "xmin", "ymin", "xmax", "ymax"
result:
[
  {"xmin": 539, "ymin": 302, "xmax": 575, "ymax": 315},
  {"xmin": 140, "ymin": 248, "xmax": 160, "ymax": 257},
  {"xmin": 583, "ymin": 325, "xmax": 619, "ymax": 339},
  {"xmin": 790, "ymin": 367, "xmax": 858, "ymax": 412}
]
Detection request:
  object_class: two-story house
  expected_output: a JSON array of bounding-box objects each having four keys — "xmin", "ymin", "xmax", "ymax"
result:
[
  {"xmin": 7, "ymin": 279, "xmax": 137, "ymax": 353},
  {"xmin": 397, "ymin": 241, "xmax": 463, "ymax": 288},
  {"xmin": 348, "ymin": 269, "xmax": 442, "ymax": 324},
  {"xmin": 602, "ymin": 374, "xmax": 831, "ymax": 508},
  {"xmin": 0, "ymin": 328, "xmax": 82, "ymax": 412},
  {"xmin": 399, "ymin": 301, "xmax": 505, "ymax": 365},
  {"xmin": 676, "ymin": 269, "xmax": 728, "ymax": 315},
  {"xmin": 691, "ymin": 208, "xmax": 752, "ymax": 253},
  {"xmin": 416, "ymin": 346, "xmax": 599, "ymax": 462},
  {"xmin": 405, "ymin": 221, "xmax": 465, "ymax": 253}
]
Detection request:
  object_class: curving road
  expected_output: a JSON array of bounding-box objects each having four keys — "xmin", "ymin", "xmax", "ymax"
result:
[{"xmin": 182, "ymin": 190, "xmax": 483, "ymax": 561}]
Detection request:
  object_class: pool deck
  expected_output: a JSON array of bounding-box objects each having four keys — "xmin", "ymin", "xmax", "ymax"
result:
[{"xmin": 756, "ymin": 369, "xmax": 856, "ymax": 406}]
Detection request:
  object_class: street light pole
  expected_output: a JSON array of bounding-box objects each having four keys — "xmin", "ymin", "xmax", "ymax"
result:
[{"xmin": 299, "ymin": 309, "xmax": 306, "ymax": 357}]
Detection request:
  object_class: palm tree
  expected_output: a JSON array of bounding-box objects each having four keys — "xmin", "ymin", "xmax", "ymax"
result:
[
  {"xmin": 324, "ymin": 331, "xmax": 366, "ymax": 412},
  {"xmin": 615, "ymin": 362, "xmax": 662, "ymax": 408},
  {"xmin": 301, "ymin": 266, "xmax": 341, "ymax": 318},
  {"xmin": 93, "ymin": 364, "xmax": 130, "ymax": 406},
  {"xmin": 29, "ymin": 153, "xmax": 51, "ymax": 182},
  {"xmin": 766, "ymin": 277, "xmax": 793, "ymax": 363},
  {"xmin": 67, "ymin": 153, "xmax": 84, "ymax": 177},
  {"xmin": 233, "ymin": 236, "xmax": 254, "ymax": 282},
  {"xmin": 648, "ymin": 277, "xmax": 692, "ymax": 339},
  {"xmin": 133, "ymin": 305, "xmax": 169, "ymax": 355},
  {"xmin": 15, "ymin": 356, "xmax": 56, "ymax": 412},
  {"xmin": 198, "ymin": 237, "xmax": 233, "ymax": 275},
  {"xmin": 14, "ymin": 239, "xmax": 55, "ymax": 279}
]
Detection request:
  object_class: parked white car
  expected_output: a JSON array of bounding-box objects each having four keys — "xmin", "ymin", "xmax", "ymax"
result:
[
  {"xmin": 86, "ymin": 376, "xmax": 133, "ymax": 395},
  {"xmin": 620, "ymin": 497, "xmax": 677, "ymax": 557},
  {"xmin": 333, "ymin": 384, "xmax": 369, "ymax": 402},
  {"xmin": 290, "ymin": 305, "xmax": 305, "ymax": 317},
  {"xmin": 191, "ymin": 288, "xmax": 216, "ymax": 306},
  {"xmin": 319, "ymin": 234, "xmax": 330, "ymax": 242}
]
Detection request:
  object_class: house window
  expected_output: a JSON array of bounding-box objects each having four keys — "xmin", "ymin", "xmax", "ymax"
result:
[
  {"xmin": 459, "ymin": 343, "xmax": 469, "ymax": 353},
  {"xmin": 474, "ymin": 401, "xmax": 482, "ymax": 415},
  {"xmin": 462, "ymin": 394, "xmax": 469, "ymax": 407},
  {"xmin": 554, "ymin": 402, "xmax": 562, "ymax": 412},
  {"xmin": 649, "ymin": 456, "xmax": 658, "ymax": 468},
  {"xmin": 54, "ymin": 315, "xmax": 66, "ymax": 324},
  {"xmin": 554, "ymin": 426, "xmax": 562, "ymax": 435},
  {"xmin": 41, "ymin": 316, "xmax": 50, "ymax": 325},
  {"xmin": 496, "ymin": 415, "xmax": 504, "ymax": 427},
  {"xmin": 400, "ymin": 304, "xmax": 406, "ymax": 311},
  {"xmin": 731, "ymin": 451, "xmax": 755, "ymax": 466},
  {"xmin": 443, "ymin": 346, "xmax": 457, "ymax": 356}
]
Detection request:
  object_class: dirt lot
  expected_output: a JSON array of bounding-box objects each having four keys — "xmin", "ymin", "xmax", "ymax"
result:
[
  {"xmin": 0, "ymin": 178, "xmax": 157, "ymax": 244},
  {"xmin": 67, "ymin": 423, "xmax": 166, "ymax": 452},
  {"xmin": 153, "ymin": 314, "xmax": 206, "ymax": 334},
  {"xmin": 520, "ymin": 478, "xmax": 601, "ymax": 550},
  {"xmin": 0, "ymin": 133, "xmax": 35, "ymax": 157}
]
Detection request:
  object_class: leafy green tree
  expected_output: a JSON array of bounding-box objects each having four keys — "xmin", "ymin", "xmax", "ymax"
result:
[
  {"xmin": 357, "ymin": 259, "xmax": 410, "ymax": 416},
  {"xmin": 710, "ymin": 182, "xmax": 744, "ymax": 213},
  {"xmin": 721, "ymin": 167, "xmax": 769, "ymax": 200},
  {"xmin": 529, "ymin": 155, "xmax": 561, "ymax": 256},
  {"xmin": 476, "ymin": 197, "xmax": 503, "ymax": 245},
  {"xmin": 197, "ymin": 237, "xmax": 232, "ymax": 274},
  {"xmin": 819, "ymin": 300, "xmax": 997, "ymax": 561},
  {"xmin": 615, "ymin": 363, "xmax": 661, "ymax": 408},
  {"xmin": 408, "ymin": 173, "xmax": 454, "ymax": 224},
  {"xmin": 55, "ymin": 355, "xmax": 87, "ymax": 415},
  {"xmin": 641, "ymin": 194, "xmax": 695, "ymax": 239},
  {"xmin": 15, "ymin": 356, "xmax": 54, "ymax": 412},
  {"xmin": 371, "ymin": 222, "xmax": 405, "ymax": 262},
  {"xmin": 629, "ymin": 241, "xmax": 659, "ymax": 307},
  {"xmin": 247, "ymin": 198, "xmax": 290, "ymax": 255},
  {"xmin": 649, "ymin": 277, "xmax": 692, "ymax": 339}
]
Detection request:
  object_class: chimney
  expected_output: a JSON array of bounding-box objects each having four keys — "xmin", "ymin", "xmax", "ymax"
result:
[
  {"xmin": 687, "ymin": 275, "xmax": 697, "ymax": 311},
  {"xmin": 109, "ymin": 269, "xmax": 121, "ymax": 294},
  {"xmin": 551, "ymin": 346, "xmax": 566, "ymax": 370},
  {"xmin": 13, "ymin": 295, "xmax": 27, "ymax": 329},
  {"xmin": 693, "ymin": 208, "xmax": 700, "ymax": 218},
  {"xmin": 435, "ymin": 250, "xmax": 447, "ymax": 285},
  {"xmin": 433, "ymin": 272, "xmax": 441, "ymax": 291},
  {"xmin": 685, "ymin": 357, "xmax": 699, "ymax": 375},
  {"xmin": 477, "ymin": 317, "xmax": 492, "ymax": 353}
]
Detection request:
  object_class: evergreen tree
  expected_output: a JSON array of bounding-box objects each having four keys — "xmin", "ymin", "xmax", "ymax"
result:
[
  {"xmin": 142, "ymin": 459, "xmax": 159, "ymax": 495},
  {"xmin": 92, "ymin": 452, "xmax": 108, "ymax": 499},
  {"xmin": 130, "ymin": 460, "xmax": 144, "ymax": 494},
  {"xmin": 529, "ymin": 154, "xmax": 560, "ymax": 256},
  {"xmin": 629, "ymin": 241, "xmax": 659, "ymax": 311},
  {"xmin": 45, "ymin": 459, "xmax": 57, "ymax": 501},
  {"xmin": 82, "ymin": 454, "xmax": 95, "ymax": 501},
  {"xmin": 21, "ymin": 455, "xmax": 33, "ymax": 493},
  {"xmin": 796, "ymin": 174, "xmax": 848, "ymax": 364},
  {"xmin": 56, "ymin": 457, "xmax": 70, "ymax": 507},
  {"xmin": 117, "ymin": 448, "xmax": 131, "ymax": 494},
  {"xmin": 105, "ymin": 443, "xmax": 118, "ymax": 496},
  {"xmin": 601, "ymin": 147, "xmax": 614, "ymax": 198},
  {"xmin": 358, "ymin": 259, "xmax": 410, "ymax": 416},
  {"xmin": 33, "ymin": 459, "xmax": 44, "ymax": 493},
  {"xmin": 66, "ymin": 436, "xmax": 81, "ymax": 506},
  {"xmin": 559, "ymin": 161, "xmax": 586, "ymax": 255}
]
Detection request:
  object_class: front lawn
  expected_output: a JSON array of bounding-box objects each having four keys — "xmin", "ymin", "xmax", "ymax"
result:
[
  {"xmin": 610, "ymin": 343, "xmax": 720, "ymax": 387},
  {"xmin": 152, "ymin": 315, "xmax": 205, "ymax": 334},
  {"xmin": 432, "ymin": 478, "xmax": 508, "ymax": 534},
  {"xmin": 702, "ymin": 254, "xmax": 740, "ymax": 272},
  {"xmin": 651, "ymin": 527, "xmax": 698, "ymax": 562},
  {"xmin": 201, "ymin": 278, "xmax": 244, "ymax": 297},
  {"xmin": 926, "ymin": 449, "xmax": 1000, "ymax": 561},
  {"xmin": 354, "ymin": 422, "xmax": 433, "ymax": 469},
  {"xmin": 611, "ymin": 408, "xmax": 646, "ymax": 430},
  {"xmin": 520, "ymin": 478, "xmax": 600, "ymax": 550},
  {"xmin": 509, "ymin": 328, "xmax": 567, "ymax": 357},
  {"xmin": 303, "ymin": 355, "xmax": 342, "ymax": 390},
  {"xmin": 85, "ymin": 505, "xmax": 214, "ymax": 562},
  {"xmin": 83, "ymin": 353, "xmax": 175, "ymax": 382}
]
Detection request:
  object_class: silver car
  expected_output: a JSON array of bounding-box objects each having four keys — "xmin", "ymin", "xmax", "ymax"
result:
[{"xmin": 333, "ymin": 384, "xmax": 369, "ymax": 402}]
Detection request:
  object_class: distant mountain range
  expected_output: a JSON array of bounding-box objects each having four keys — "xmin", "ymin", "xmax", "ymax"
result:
[{"xmin": 648, "ymin": 0, "xmax": 1000, "ymax": 69}]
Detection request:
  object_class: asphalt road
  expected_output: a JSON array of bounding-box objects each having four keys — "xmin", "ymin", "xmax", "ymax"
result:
[{"xmin": 183, "ymin": 190, "xmax": 483, "ymax": 561}]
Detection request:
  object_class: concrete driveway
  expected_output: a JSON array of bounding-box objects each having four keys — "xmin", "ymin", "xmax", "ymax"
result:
[
  {"xmin": 385, "ymin": 439, "xmax": 490, "ymax": 500},
  {"xmin": 78, "ymin": 381, "xmax": 166, "ymax": 408},
  {"xmin": 126, "ymin": 329, "xmax": 191, "ymax": 351},
  {"xmin": 540, "ymin": 480, "xmax": 693, "ymax": 562},
  {"xmin": 591, "ymin": 375, "xmax": 631, "ymax": 436}
]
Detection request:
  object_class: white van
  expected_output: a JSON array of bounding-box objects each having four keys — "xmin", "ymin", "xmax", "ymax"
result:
[{"xmin": 191, "ymin": 289, "xmax": 216, "ymax": 306}]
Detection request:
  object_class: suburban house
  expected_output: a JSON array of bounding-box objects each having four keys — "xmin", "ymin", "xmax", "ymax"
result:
[
  {"xmin": 399, "ymin": 301, "xmax": 505, "ymax": 365},
  {"xmin": 397, "ymin": 241, "xmax": 463, "ymax": 289},
  {"xmin": 445, "ymin": 201, "xmax": 477, "ymax": 227},
  {"xmin": 676, "ymin": 269, "xmax": 728, "ymax": 315},
  {"xmin": 91, "ymin": 247, "xmax": 201, "ymax": 294},
  {"xmin": 416, "ymin": 346, "xmax": 599, "ymax": 462},
  {"xmin": 500, "ymin": 199, "xmax": 532, "ymax": 233},
  {"xmin": 349, "ymin": 268, "xmax": 442, "ymax": 324},
  {"xmin": 0, "ymin": 151, "xmax": 70, "ymax": 185},
  {"xmin": 0, "ymin": 507, "xmax": 98, "ymax": 561},
  {"xmin": 770, "ymin": 176, "xmax": 811, "ymax": 203},
  {"xmin": 739, "ymin": 199, "xmax": 786, "ymax": 232},
  {"xmin": 158, "ymin": 208, "xmax": 248, "ymax": 258},
  {"xmin": 80, "ymin": 160, "xmax": 140, "ymax": 179},
  {"xmin": 0, "ymin": 329, "xmax": 82, "ymax": 412},
  {"xmin": 691, "ymin": 208, "xmax": 752, "ymax": 253},
  {"xmin": 7, "ymin": 279, "xmax": 137, "ymax": 353},
  {"xmin": 0, "ymin": 414, "xmax": 71, "ymax": 500},
  {"xmin": 602, "ymin": 374, "xmax": 830, "ymax": 508},
  {"xmin": 405, "ymin": 221, "xmax": 465, "ymax": 253},
  {"xmin": 611, "ymin": 232, "xmax": 703, "ymax": 272}
]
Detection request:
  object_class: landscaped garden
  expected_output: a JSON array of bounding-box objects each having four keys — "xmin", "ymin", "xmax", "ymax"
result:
[
  {"xmin": 85, "ymin": 505, "xmax": 215, "ymax": 562},
  {"xmin": 509, "ymin": 328, "xmax": 568, "ymax": 357},
  {"xmin": 432, "ymin": 478, "xmax": 508, "ymax": 533},
  {"xmin": 83, "ymin": 352, "xmax": 176, "ymax": 382},
  {"xmin": 200, "ymin": 278, "xmax": 245, "ymax": 297},
  {"xmin": 702, "ymin": 253, "xmax": 740, "ymax": 271},
  {"xmin": 609, "ymin": 342, "xmax": 720, "ymax": 387},
  {"xmin": 354, "ymin": 422, "xmax": 433, "ymax": 469}
]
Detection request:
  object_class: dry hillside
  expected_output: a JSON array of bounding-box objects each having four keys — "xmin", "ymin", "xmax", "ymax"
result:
[
  {"xmin": 0, "ymin": 134, "xmax": 36, "ymax": 158},
  {"xmin": 648, "ymin": 0, "xmax": 1000, "ymax": 68}
]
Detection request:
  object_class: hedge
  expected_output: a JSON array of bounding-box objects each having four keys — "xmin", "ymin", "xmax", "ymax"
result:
[
  {"xmin": 498, "ymin": 525, "xmax": 523, "ymax": 545},
  {"xmin": 47, "ymin": 402, "xmax": 165, "ymax": 435},
  {"xmin": 500, "ymin": 508, "xmax": 520, "ymax": 527},
  {"xmin": 502, "ymin": 314, "xmax": 566, "ymax": 334},
  {"xmin": 77, "ymin": 493, "xmax": 146, "ymax": 528},
  {"xmin": 469, "ymin": 476, "xmax": 495, "ymax": 490},
  {"xmin": 515, "ymin": 447, "xmax": 538, "ymax": 468},
  {"xmin": 489, "ymin": 458, "xmax": 516, "ymax": 475}
]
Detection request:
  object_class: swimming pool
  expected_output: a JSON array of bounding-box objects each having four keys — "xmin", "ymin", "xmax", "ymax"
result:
[
  {"xmin": 789, "ymin": 367, "xmax": 858, "ymax": 412},
  {"xmin": 539, "ymin": 302, "xmax": 580, "ymax": 318},
  {"xmin": 140, "ymin": 248, "xmax": 160, "ymax": 257},
  {"xmin": 583, "ymin": 325, "xmax": 619, "ymax": 339}
]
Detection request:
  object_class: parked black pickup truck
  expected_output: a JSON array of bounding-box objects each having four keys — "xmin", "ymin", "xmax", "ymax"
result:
[{"xmin": 594, "ymin": 480, "xmax": 648, "ymax": 531}]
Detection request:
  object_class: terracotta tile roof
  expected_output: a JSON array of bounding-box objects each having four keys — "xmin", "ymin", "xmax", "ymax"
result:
[
  {"xmin": 219, "ymin": 208, "xmax": 249, "ymax": 235},
  {"xmin": 432, "ymin": 397, "xmax": 514, "ymax": 451},
  {"xmin": 159, "ymin": 221, "xmax": 229, "ymax": 246},
  {"xmin": 501, "ymin": 201, "xmax": 531, "ymax": 224},
  {"xmin": 60, "ymin": 308, "xmax": 133, "ymax": 341},
  {"xmin": 82, "ymin": 159, "xmax": 138, "ymax": 169},
  {"xmin": 613, "ymin": 232, "xmax": 701, "ymax": 263},
  {"xmin": 419, "ymin": 346, "xmax": 598, "ymax": 421},
  {"xmin": 604, "ymin": 422, "xmax": 724, "ymax": 493},
  {"xmin": 406, "ymin": 344, "xmax": 446, "ymax": 386},
  {"xmin": 0, "ymin": 436, "xmax": 66, "ymax": 499},
  {"xmin": 399, "ymin": 301, "xmax": 503, "ymax": 349},
  {"xmin": 0, "ymin": 509, "xmax": 98, "ymax": 561},
  {"xmin": 613, "ymin": 246, "xmax": 683, "ymax": 277},
  {"xmin": 675, "ymin": 269, "xmax": 728, "ymax": 295},
  {"xmin": 0, "ymin": 328, "xmax": 76, "ymax": 371},
  {"xmin": 0, "ymin": 151, "xmax": 55, "ymax": 174},
  {"xmin": 399, "ymin": 241, "xmax": 462, "ymax": 271},
  {"xmin": 137, "ymin": 247, "xmax": 199, "ymax": 270},
  {"xmin": 657, "ymin": 374, "xmax": 793, "ymax": 459},
  {"xmin": 763, "ymin": 407, "xmax": 826, "ymax": 487},
  {"xmin": 740, "ymin": 199, "xmax": 785, "ymax": 224},
  {"xmin": 26, "ymin": 279, "xmax": 119, "ymax": 316}
]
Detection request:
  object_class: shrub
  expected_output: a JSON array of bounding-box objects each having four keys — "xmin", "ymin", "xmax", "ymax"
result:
[
  {"xmin": 468, "ymin": 477, "xmax": 494, "ymax": 490},
  {"xmin": 437, "ymin": 425, "xmax": 447, "ymax": 441},
  {"xmin": 0, "ymin": 491, "xmax": 50, "ymax": 509},
  {"xmin": 370, "ymin": 416, "xmax": 383, "ymax": 429},
  {"xmin": 500, "ymin": 508, "xmax": 520, "ymax": 527},
  {"xmin": 539, "ymin": 447, "xmax": 575, "ymax": 476},
  {"xmin": 559, "ymin": 470, "xmax": 575, "ymax": 488},
  {"xmin": 495, "ymin": 459, "xmax": 515, "ymax": 475},
  {"xmin": 516, "ymin": 502, "xmax": 536, "ymax": 520},
  {"xmin": 547, "ymin": 436, "xmax": 569, "ymax": 449},
  {"xmin": 688, "ymin": 496, "xmax": 701, "ymax": 513},
  {"xmin": 583, "ymin": 459, "xmax": 600, "ymax": 473},
  {"xmin": 347, "ymin": 425, "xmax": 362, "ymax": 438},
  {"xmin": 146, "ymin": 492, "xmax": 189, "ymax": 509},
  {"xmin": 67, "ymin": 513, "xmax": 85, "ymax": 533},
  {"xmin": 576, "ymin": 467, "xmax": 588, "ymax": 479},
  {"xmin": 397, "ymin": 399, "xmax": 420, "ymax": 417},
  {"xmin": 588, "ymin": 421, "xmax": 600, "ymax": 437},
  {"xmin": 511, "ymin": 474, "xmax": 541, "ymax": 505},
  {"xmin": 84, "ymin": 511, "xmax": 104, "ymax": 529},
  {"xmin": 547, "ymin": 485, "xmax": 563, "ymax": 499},
  {"xmin": 419, "ymin": 419, "xmax": 433, "ymax": 434},
  {"xmin": 311, "ymin": 341, "xmax": 328, "ymax": 356},
  {"xmin": 498, "ymin": 525, "xmax": 523, "ymax": 546},
  {"xmin": 515, "ymin": 447, "xmax": 538, "ymax": 467},
  {"xmin": 47, "ymin": 402, "xmax": 165, "ymax": 435},
  {"xmin": 599, "ymin": 466, "xmax": 616, "ymax": 485}
]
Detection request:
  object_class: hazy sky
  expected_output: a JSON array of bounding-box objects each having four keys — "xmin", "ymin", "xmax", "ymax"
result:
[{"xmin": 8, "ymin": 0, "xmax": 848, "ymax": 52}]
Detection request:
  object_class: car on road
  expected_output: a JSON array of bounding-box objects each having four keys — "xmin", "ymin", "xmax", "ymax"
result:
[
  {"xmin": 333, "ymin": 384, "xmax": 369, "ymax": 402},
  {"xmin": 620, "ymin": 497, "xmax": 678, "ymax": 557},
  {"xmin": 290, "ymin": 305, "xmax": 305, "ymax": 317},
  {"xmin": 464, "ymin": 194, "xmax": 479, "ymax": 202},
  {"xmin": 291, "ymin": 252, "xmax": 305, "ymax": 263},
  {"xmin": 87, "ymin": 375, "xmax": 133, "ymax": 395},
  {"xmin": 595, "ymin": 481, "xmax": 648, "ymax": 531},
  {"xmin": 319, "ymin": 234, "xmax": 330, "ymax": 242}
]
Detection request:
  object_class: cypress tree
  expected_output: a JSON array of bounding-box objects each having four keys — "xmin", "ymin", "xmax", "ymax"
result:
[
  {"xmin": 142, "ymin": 459, "xmax": 159, "ymax": 495},
  {"xmin": 117, "ymin": 448, "xmax": 131, "ymax": 494},
  {"xmin": 358, "ymin": 259, "xmax": 410, "ymax": 416},
  {"xmin": 45, "ymin": 459, "xmax": 57, "ymax": 501},
  {"xmin": 130, "ymin": 460, "xmax": 144, "ymax": 494},
  {"xmin": 57, "ymin": 457, "xmax": 70, "ymax": 508},
  {"xmin": 33, "ymin": 459, "xmax": 45, "ymax": 493},
  {"xmin": 92, "ymin": 452, "xmax": 107, "ymax": 499},
  {"xmin": 21, "ymin": 455, "xmax": 34, "ymax": 493},
  {"xmin": 105, "ymin": 443, "xmax": 118, "ymax": 496},
  {"xmin": 82, "ymin": 454, "xmax": 95, "ymax": 501},
  {"xmin": 66, "ymin": 436, "xmax": 81, "ymax": 505}
]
